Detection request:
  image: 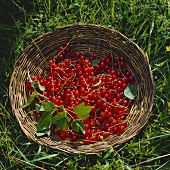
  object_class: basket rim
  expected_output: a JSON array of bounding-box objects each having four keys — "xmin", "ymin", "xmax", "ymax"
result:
[{"xmin": 9, "ymin": 24, "xmax": 156, "ymax": 154}]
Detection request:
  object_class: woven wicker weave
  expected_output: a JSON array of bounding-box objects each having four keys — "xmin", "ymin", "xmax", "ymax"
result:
[{"xmin": 9, "ymin": 24, "xmax": 155, "ymax": 154}]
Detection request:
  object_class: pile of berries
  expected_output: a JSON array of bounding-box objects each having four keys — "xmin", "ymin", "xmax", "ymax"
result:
[{"xmin": 25, "ymin": 44, "xmax": 135, "ymax": 144}]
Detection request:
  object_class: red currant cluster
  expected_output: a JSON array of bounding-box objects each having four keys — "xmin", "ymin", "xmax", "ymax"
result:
[{"xmin": 26, "ymin": 44, "xmax": 135, "ymax": 144}]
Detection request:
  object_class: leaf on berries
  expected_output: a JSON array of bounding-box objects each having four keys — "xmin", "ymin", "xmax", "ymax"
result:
[
  {"xmin": 42, "ymin": 101, "xmax": 54, "ymax": 112},
  {"xmin": 23, "ymin": 93, "xmax": 38, "ymax": 108},
  {"xmin": 35, "ymin": 101, "xmax": 54, "ymax": 112},
  {"xmin": 38, "ymin": 82, "xmax": 45, "ymax": 91},
  {"xmin": 36, "ymin": 112, "xmax": 53, "ymax": 137},
  {"xmin": 31, "ymin": 82, "xmax": 39, "ymax": 89},
  {"xmin": 72, "ymin": 120, "xmax": 85, "ymax": 134},
  {"xmin": 35, "ymin": 102, "xmax": 42, "ymax": 111},
  {"xmin": 91, "ymin": 59, "xmax": 100, "ymax": 66},
  {"xmin": 36, "ymin": 128, "xmax": 51, "ymax": 137},
  {"xmin": 74, "ymin": 102, "xmax": 93, "ymax": 120},
  {"xmin": 124, "ymin": 85, "xmax": 137, "ymax": 100},
  {"xmin": 53, "ymin": 112, "xmax": 71, "ymax": 130},
  {"xmin": 31, "ymin": 82, "xmax": 45, "ymax": 91},
  {"xmin": 57, "ymin": 105, "xmax": 64, "ymax": 109}
]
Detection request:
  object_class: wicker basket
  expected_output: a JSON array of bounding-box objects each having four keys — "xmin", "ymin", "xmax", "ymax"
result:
[{"xmin": 9, "ymin": 24, "xmax": 155, "ymax": 154}]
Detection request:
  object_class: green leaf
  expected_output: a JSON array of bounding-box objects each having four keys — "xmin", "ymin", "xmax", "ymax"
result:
[
  {"xmin": 91, "ymin": 59, "xmax": 100, "ymax": 66},
  {"xmin": 42, "ymin": 101, "xmax": 54, "ymax": 112},
  {"xmin": 72, "ymin": 120, "xmax": 85, "ymax": 134},
  {"xmin": 124, "ymin": 85, "xmax": 137, "ymax": 100},
  {"xmin": 36, "ymin": 112, "xmax": 53, "ymax": 137},
  {"xmin": 53, "ymin": 112, "xmax": 71, "ymax": 130},
  {"xmin": 38, "ymin": 103, "xmax": 45, "ymax": 112},
  {"xmin": 74, "ymin": 102, "xmax": 93, "ymax": 120},
  {"xmin": 35, "ymin": 101, "xmax": 55, "ymax": 112},
  {"xmin": 57, "ymin": 105, "xmax": 64, "ymax": 109},
  {"xmin": 36, "ymin": 128, "xmax": 51, "ymax": 137},
  {"xmin": 23, "ymin": 93, "xmax": 38, "ymax": 108},
  {"xmin": 35, "ymin": 102, "xmax": 42, "ymax": 111},
  {"xmin": 31, "ymin": 82, "xmax": 39, "ymax": 89},
  {"xmin": 38, "ymin": 82, "xmax": 45, "ymax": 91},
  {"xmin": 31, "ymin": 82, "xmax": 45, "ymax": 91}
]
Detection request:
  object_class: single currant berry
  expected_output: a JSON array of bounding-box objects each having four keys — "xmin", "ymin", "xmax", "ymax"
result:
[
  {"xmin": 129, "ymin": 75, "xmax": 135, "ymax": 83},
  {"xmin": 70, "ymin": 134, "xmax": 78, "ymax": 142},
  {"xmin": 25, "ymin": 81, "xmax": 32, "ymax": 89},
  {"xmin": 121, "ymin": 122, "xmax": 128, "ymax": 128},
  {"xmin": 91, "ymin": 106, "xmax": 97, "ymax": 113},
  {"xmin": 119, "ymin": 57, "xmax": 125, "ymax": 62},
  {"xmin": 125, "ymin": 71, "xmax": 131, "ymax": 78},
  {"xmin": 102, "ymin": 132, "xmax": 109, "ymax": 139},
  {"xmin": 101, "ymin": 102, "xmax": 107, "ymax": 110},
  {"xmin": 89, "ymin": 120, "xmax": 95, "ymax": 128},
  {"xmin": 112, "ymin": 74, "xmax": 117, "ymax": 80},
  {"xmin": 122, "ymin": 99, "xmax": 129, "ymax": 106},
  {"xmin": 59, "ymin": 131, "xmax": 66, "ymax": 139},
  {"xmin": 112, "ymin": 126, "xmax": 119, "ymax": 133},
  {"xmin": 58, "ymin": 46, "xmax": 64, "ymax": 51},
  {"xmin": 118, "ymin": 125, "xmax": 125, "ymax": 133},
  {"xmin": 90, "ymin": 135, "xmax": 97, "ymax": 142},
  {"xmin": 83, "ymin": 117, "xmax": 90, "ymax": 124},
  {"xmin": 79, "ymin": 55, "xmax": 85, "ymax": 61},
  {"xmin": 37, "ymin": 75, "xmax": 42, "ymax": 81},
  {"xmin": 116, "ymin": 94, "xmax": 121, "ymax": 100},
  {"xmin": 64, "ymin": 59, "xmax": 71, "ymax": 65},
  {"xmin": 84, "ymin": 59, "xmax": 90, "ymax": 66},
  {"xmin": 30, "ymin": 76, "xmax": 36, "ymax": 81},
  {"xmin": 65, "ymin": 131, "xmax": 70, "ymax": 138},
  {"xmin": 120, "ymin": 61, "xmax": 125, "ymax": 68},
  {"xmin": 104, "ymin": 123, "xmax": 110, "ymax": 130},
  {"xmin": 107, "ymin": 128, "xmax": 112, "ymax": 133},
  {"xmin": 100, "ymin": 62, "xmax": 105, "ymax": 68},
  {"xmin": 84, "ymin": 129, "xmax": 92, "ymax": 137},
  {"xmin": 113, "ymin": 63, "xmax": 118, "ymax": 69},
  {"xmin": 83, "ymin": 136, "xmax": 91, "ymax": 144},
  {"xmin": 122, "ymin": 67, "xmax": 128, "ymax": 73},
  {"xmin": 59, "ymin": 54, "xmax": 63, "ymax": 59},
  {"xmin": 105, "ymin": 59, "xmax": 110, "ymax": 65},
  {"xmin": 105, "ymin": 52, "xmax": 111, "ymax": 57},
  {"xmin": 107, "ymin": 111, "xmax": 113, "ymax": 118},
  {"xmin": 117, "ymin": 71, "xmax": 122, "ymax": 78},
  {"xmin": 91, "ymin": 128, "xmax": 97, "ymax": 134},
  {"xmin": 79, "ymin": 86, "xmax": 86, "ymax": 95},
  {"xmin": 122, "ymin": 83, "xmax": 127, "ymax": 89},
  {"xmin": 76, "ymin": 65, "xmax": 82, "ymax": 72},
  {"xmin": 96, "ymin": 133, "xmax": 103, "ymax": 141},
  {"xmin": 97, "ymin": 99, "xmax": 103, "ymax": 106},
  {"xmin": 117, "ymin": 80, "xmax": 123, "ymax": 87},
  {"xmin": 114, "ymin": 56, "xmax": 118, "ymax": 62}
]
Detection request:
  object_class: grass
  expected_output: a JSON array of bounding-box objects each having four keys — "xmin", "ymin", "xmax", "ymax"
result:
[{"xmin": 0, "ymin": 0, "xmax": 170, "ymax": 169}]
